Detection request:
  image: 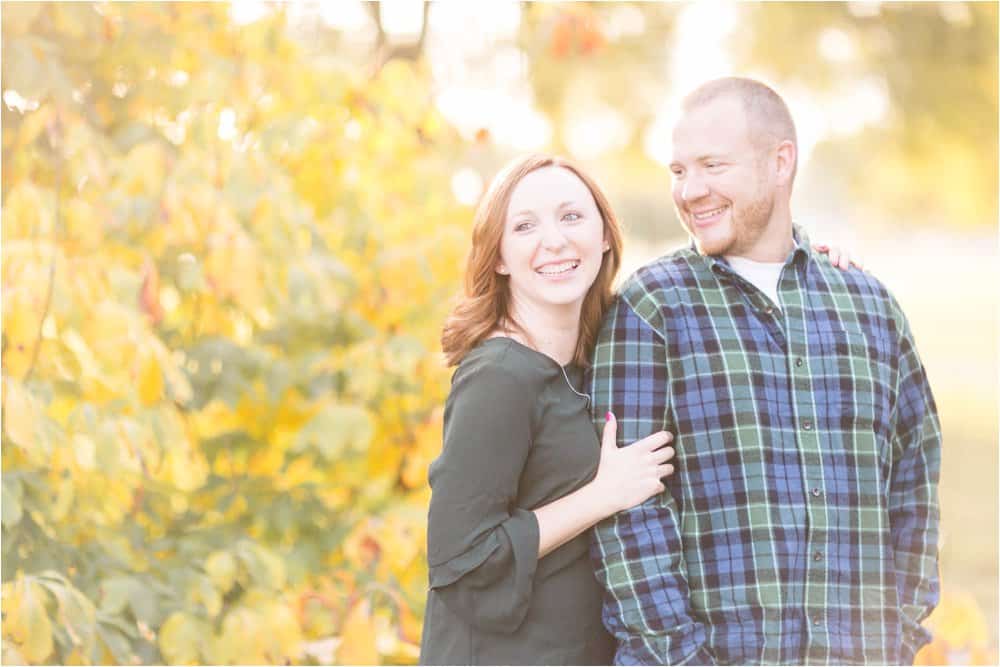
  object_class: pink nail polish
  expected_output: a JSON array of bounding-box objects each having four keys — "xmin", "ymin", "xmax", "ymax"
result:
[{"xmin": 606, "ymin": 412, "xmax": 613, "ymax": 422}]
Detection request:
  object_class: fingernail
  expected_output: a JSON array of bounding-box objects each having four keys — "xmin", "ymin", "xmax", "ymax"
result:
[{"xmin": 606, "ymin": 412, "xmax": 614, "ymax": 422}]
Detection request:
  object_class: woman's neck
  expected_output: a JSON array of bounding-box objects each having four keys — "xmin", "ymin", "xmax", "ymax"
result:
[{"xmin": 500, "ymin": 298, "xmax": 580, "ymax": 366}]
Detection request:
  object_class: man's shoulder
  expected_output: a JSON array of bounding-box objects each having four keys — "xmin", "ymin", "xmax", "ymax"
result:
[{"xmin": 809, "ymin": 255, "xmax": 897, "ymax": 308}]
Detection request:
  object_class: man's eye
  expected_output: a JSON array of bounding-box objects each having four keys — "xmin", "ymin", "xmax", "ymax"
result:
[
  {"xmin": 706, "ymin": 162, "xmax": 722, "ymax": 169},
  {"xmin": 670, "ymin": 168, "xmax": 684, "ymax": 178}
]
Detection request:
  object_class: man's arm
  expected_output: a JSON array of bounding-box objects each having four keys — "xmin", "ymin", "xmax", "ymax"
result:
[
  {"xmin": 887, "ymin": 295, "xmax": 941, "ymax": 664},
  {"xmin": 589, "ymin": 295, "xmax": 715, "ymax": 665}
]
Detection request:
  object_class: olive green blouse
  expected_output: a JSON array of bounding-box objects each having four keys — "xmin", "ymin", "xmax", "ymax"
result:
[{"xmin": 420, "ymin": 338, "xmax": 614, "ymax": 665}]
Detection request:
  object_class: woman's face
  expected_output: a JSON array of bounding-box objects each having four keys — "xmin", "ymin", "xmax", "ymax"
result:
[{"xmin": 498, "ymin": 166, "xmax": 608, "ymax": 314}]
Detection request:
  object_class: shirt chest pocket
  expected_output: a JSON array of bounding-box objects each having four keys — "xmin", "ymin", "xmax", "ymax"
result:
[{"xmin": 815, "ymin": 324, "xmax": 892, "ymax": 447}]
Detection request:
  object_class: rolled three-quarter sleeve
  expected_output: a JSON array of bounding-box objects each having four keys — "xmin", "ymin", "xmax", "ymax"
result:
[{"xmin": 426, "ymin": 362, "xmax": 541, "ymax": 634}]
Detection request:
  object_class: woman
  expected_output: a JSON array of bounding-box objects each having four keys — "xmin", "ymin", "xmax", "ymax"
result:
[{"xmin": 420, "ymin": 154, "xmax": 859, "ymax": 665}]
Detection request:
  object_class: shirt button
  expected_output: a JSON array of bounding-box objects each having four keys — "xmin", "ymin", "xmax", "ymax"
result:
[
  {"xmin": 813, "ymin": 617, "xmax": 822, "ymax": 627},
  {"xmin": 764, "ymin": 306, "xmax": 774, "ymax": 315},
  {"xmin": 811, "ymin": 487, "xmax": 822, "ymax": 497},
  {"xmin": 813, "ymin": 551, "xmax": 824, "ymax": 561},
  {"xmin": 802, "ymin": 419, "xmax": 813, "ymax": 431},
  {"xmin": 795, "ymin": 357, "xmax": 804, "ymax": 367}
]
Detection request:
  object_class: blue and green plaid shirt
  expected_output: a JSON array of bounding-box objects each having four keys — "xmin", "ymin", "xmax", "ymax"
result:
[{"xmin": 587, "ymin": 229, "xmax": 940, "ymax": 665}]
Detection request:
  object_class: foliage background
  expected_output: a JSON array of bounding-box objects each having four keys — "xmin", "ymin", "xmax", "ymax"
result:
[{"xmin": 1, "ymin": 2, "xmax": 996, "ymax": 665}]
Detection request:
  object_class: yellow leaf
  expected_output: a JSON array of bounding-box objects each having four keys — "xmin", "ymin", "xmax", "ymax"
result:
[
  {"xmin": 1, "ymin": 182, "xmax": 52, "ymax": 240},
  {"xmin": 166, "ymin": 448, "xmax": 207, "ymax": 492},
  {"xmin": 64, "ymin": 198, "xmax": 104, "ymax": 250},
  {"xmin": 220, "ymin": 607, "xmax": 265, "ymax": 663},
  {"xmin": 336, "ymin": 599, "xmax": 379, "ymax": 665},
  {"xmin": 2, "ymin": 639, "xmax": 27, "ymax": 666},
  {"xmin": 18, "ymin": 579, "xmax": 54, "ymax": 663},
  {"xmin": 2, "ymin": 290, "xmax": 44, "ymax": 379},
  {"xmin": 398, "ymin": 604, "xmax": 422, "ymax": 644},
  {"xmin": 63, "ymin": 647, "xmax": 88, "ymax": 665},
  {"xmin": 2, "ymin": 377, "xmax": 41, "ymax": 450},
  {"xmin": 123, "ymin": 141, "xmax": 166, "ymax": 196},
  {"xmin": 137, "ymin": 350, "xmax": 163, "ymax": 406},
  {"xmin": 73, "ymin": 433, "xmax": 97, "ymax": 470},
  {"xmin": 205, "ymin": 551, "xmax": 237, "ymax": 593},
  {"xmin": 158, "ymin": 612, "xmax": 202, "ymax": 665},
  {"xmin": 259, "ymin": 602, "xmax": 303, "ymax": 663}
]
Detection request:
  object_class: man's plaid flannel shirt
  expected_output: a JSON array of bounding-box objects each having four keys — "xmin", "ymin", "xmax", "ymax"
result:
[{"xmin": 587, "ymin": 229, "xmax": 940, "ymax": 665}]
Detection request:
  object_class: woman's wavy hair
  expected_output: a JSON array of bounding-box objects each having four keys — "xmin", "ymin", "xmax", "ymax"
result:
[{"xmin": 441, "ymin": 154, "xmax": 623, "ymax": 367}]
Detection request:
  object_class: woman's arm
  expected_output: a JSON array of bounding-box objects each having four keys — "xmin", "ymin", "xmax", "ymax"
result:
[{"xmin": 534, "ymin": 413, "xmax": 674, "ymax": 559}]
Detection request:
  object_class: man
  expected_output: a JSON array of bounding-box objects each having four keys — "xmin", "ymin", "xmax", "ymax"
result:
[{"xmin": 587, "ymin": 77, "xmax": 940, "ymax": 665}]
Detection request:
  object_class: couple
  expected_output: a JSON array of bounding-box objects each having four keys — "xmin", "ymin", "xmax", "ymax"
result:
[{"xmin": 420, "ymin": 77, "xmax": 940, "ymax": 666}]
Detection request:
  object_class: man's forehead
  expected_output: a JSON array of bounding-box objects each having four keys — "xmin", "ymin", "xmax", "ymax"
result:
[
  {"xmin": 671, "ymin": 98, "xmax": 750, "ymax": 155},
  {"xmin": 677, "ymin": 95, "xmax": 746, "ymax": 129}
]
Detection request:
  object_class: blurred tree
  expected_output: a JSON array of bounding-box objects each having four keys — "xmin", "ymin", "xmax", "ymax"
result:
[
  {"xmin": 2, "ymin": 3, "xmax": 465, "ymax": 664},
  {"xmin": 512, "ymin": 2, "xmax": 996, "ymax": 236},
  {"xmin": 734, "ymin": 1, "xmax": 998, "ymax": 229}
]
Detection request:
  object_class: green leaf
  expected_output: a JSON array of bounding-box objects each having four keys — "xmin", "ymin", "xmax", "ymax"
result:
[
  {"xmin": 96, "ymin": 610, "xmax": 139, "ymax": 639},
  {"xmin": 235, "ymin": 541, "xmax": 269, "ymax": 589},
  {"xmin": 2, "ymin": 477, "xmax": 24, "ymax": 528},
  {"xmin": 99, "ymin": 577, "xmax": 132, "ymax": 615},
  {"xmin": 198, "ymin": 576, "xmax": 222, "ymax": 617},
  {"xmin": 58, "ymin": 587, "xmax": 98, "ymax": 652},
  {"xmin": 128, "ymin": 579, "xmax": 161, "ymax": 627},
  {"xmin": 294, "ymin": 404, "xmax": 374, "ymax": 461},
  {"xmin": 20, "ymin": 579, "xmax": 54, "ymax": 662},
  {"xmin": 97, "ymin": 623, "xmax": 134, "ymax": 665}
]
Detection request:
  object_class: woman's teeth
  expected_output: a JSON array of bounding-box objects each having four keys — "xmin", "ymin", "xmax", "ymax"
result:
[{"xmin": 537, "ymin": 261, "xmax": 579, "ymax": 275}]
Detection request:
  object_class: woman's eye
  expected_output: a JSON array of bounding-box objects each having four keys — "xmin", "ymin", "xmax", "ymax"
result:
[
  {"xmin": 563, "ymin": 212, "xmax": 582, "ymax": 222},
  {"xmin": 514, "ymin": 221, "xmax": 533, "ymax": 232}
]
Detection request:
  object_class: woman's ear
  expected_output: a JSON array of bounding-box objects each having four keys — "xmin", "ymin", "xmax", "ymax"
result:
[{"xmin": 496, "ymin": 262, "xmax": 509, "ymax": 275}]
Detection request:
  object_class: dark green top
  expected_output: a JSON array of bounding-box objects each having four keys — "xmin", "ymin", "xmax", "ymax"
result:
[{"xmin": 420, "ymin": 337, "xmax": 615, "ymax": 665}]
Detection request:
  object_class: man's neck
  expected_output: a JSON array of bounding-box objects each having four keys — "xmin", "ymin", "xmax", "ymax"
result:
[{"xmin": 730, "ymin": 212, "xmax": 795, "ymax": 262}]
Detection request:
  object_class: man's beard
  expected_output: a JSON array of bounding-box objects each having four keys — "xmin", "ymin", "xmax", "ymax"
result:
[
  {"xmin": 676, "ymin": 167, "xmax": 778, "ymax": 257},
  {"xmin": 722, "ymin": 190, "xmax": 775, "ymax": 256}
]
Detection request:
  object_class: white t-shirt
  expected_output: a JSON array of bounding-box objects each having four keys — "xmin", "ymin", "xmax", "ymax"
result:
[{"xmin": 725, "ymin": 255, "xmax": 784, "ymax": 309}]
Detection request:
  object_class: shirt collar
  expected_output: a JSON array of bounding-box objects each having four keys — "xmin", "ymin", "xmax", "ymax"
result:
[{"xmin": 692, "ymin": 223, "xmax": 814, "ymax": 276}]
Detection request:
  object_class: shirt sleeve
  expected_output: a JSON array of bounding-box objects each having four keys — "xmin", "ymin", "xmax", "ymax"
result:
[
  {"xmin": 587, "ymin": 295, "xmax": 716, "ymax": 666},
  {"xmin": 425, "ymin": 360, "xmax": 541, "ymax": 634},
  {"xmin": 887, "ymin": 295, "xmax": 942, "ymax": 664}
]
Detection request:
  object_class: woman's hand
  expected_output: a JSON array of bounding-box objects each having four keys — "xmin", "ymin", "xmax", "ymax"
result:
[
  {"xmin": 813, "ymin": 243, "xmax": 865, "ymax": 271},
  {"xmin": 590, "ymin": 412, "xmax": 675, "ymax": 515}
]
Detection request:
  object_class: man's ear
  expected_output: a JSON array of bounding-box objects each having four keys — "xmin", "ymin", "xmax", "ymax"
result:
[{"xmin": 775, "ymin": 139, "xmax": 797, "ymax": 186}]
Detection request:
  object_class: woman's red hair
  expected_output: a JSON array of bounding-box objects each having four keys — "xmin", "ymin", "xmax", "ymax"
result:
[{"xmin": 441, "ymin": 154, "xmax": 623, "ymax": 367}]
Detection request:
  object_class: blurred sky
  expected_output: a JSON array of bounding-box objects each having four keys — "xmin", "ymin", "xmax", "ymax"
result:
[
  {"xmin": 231, "ymin": 0, "xmax": 900, "ymax": 190},
  {"xmin": 228, "ymin": 0, "xmax": 912, "ymax": 207}
]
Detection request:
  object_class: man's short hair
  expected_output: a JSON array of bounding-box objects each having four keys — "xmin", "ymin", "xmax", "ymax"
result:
[{"xmin": 682, "ymin": 77, "xmax": 798, "ymax": 168}]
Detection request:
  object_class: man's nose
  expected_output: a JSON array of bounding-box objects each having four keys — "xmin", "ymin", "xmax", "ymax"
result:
[{"xmin": 681, "ymin": 175, "xmax": 709, "ymax": 202}]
